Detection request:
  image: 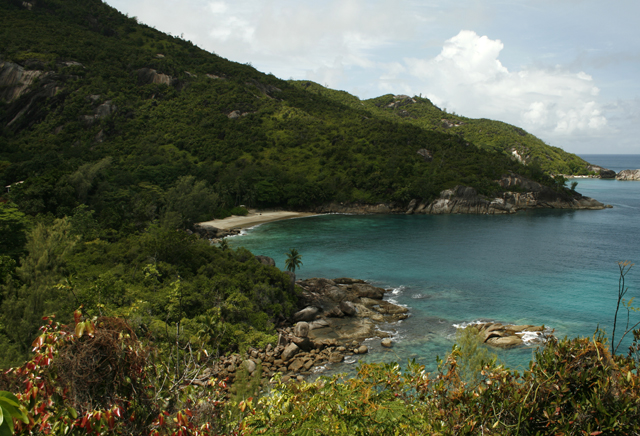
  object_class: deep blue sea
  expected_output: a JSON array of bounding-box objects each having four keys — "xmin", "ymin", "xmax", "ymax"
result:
[{"xmin": 230, "ymin": 155, "xmax": 640, "ymax": 373}]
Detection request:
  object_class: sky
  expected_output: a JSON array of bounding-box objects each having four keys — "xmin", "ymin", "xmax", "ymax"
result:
[{"xmin": 104, "ymin": 0, "xmax": 640, "ymax": 154}]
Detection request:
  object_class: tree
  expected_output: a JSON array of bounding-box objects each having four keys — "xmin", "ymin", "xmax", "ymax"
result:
[
  {"xmin": 284, "ymin": 248, "xmax": 302, "ymax": 273},
  {"xmin": 0, "ymin": 202, "xmax": 28, "ymax": 259},
  {"xmin": 611, "ymin": 261, "xmax": 638, "ymax": 355},
  {"xmin": 570, "ymin": 181, "xmax": 578, "ymax": 191}
]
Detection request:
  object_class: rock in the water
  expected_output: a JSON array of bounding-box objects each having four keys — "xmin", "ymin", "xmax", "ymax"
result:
[
  {"xmin": 485, "ymin": 336, "xmax": 523, "ymax": 348},
  {"xmin": 617, "ymin": 169, "xmax": 640, "ymax": 181},
  {"xmin": 242, "ymin": 359, "xmax": 256, "ymax": 374},
  {"xmin": 294, "ymin": 322, "xmax": 310, "ymax": 338},
  {"xmin": 358, "ymin": 345, "xmax": 368, "ymax": 354},
  {"xmin": 294, "ymin": 306, "xmax": 321, "ymax": 322},
  {"xmin": 282, "ymin": 343, "xmax": 300, "ymax": 361},
  {"xmin": 353, "ymin": 283, "xmax": 386, "ymax": 300},
  {"xmin": 381, "ymin": 338, "xmax": 392, "ymax": 348}
]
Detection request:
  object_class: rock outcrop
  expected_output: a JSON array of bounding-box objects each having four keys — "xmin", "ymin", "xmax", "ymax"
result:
[
  {"xmin": 295, "ymin": 277, "xmax": 408, "ymax": 344},
  {"xmin": 137, "ymin": 68, "xmax": 176, "ymax": 86},
  {"xmin": 587, "ymin": 165, "xmax": 616, "ymax": 179},
  {"xmin": 0, "ymin": 61, "xmax": 43, "ymax": 102},
  {"xmin": 616, "ymin": 169, "xmax": 640, "ymax": 181},
  {"xmin": 406, "ymin": 173, "xmax": 605, "ymax": 215},
  {"xmin": 462, "ymin": 322, "xmax": 551, "ymax": 349}
]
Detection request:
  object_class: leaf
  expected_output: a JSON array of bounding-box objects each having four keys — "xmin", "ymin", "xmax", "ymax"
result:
[
  {"xmin": 0, "ymin": 417, "xmax": 11, "ymax": 436},
  {"xmin": 75, "ymin": 322, "xmax": 85, "ymax": 338}
]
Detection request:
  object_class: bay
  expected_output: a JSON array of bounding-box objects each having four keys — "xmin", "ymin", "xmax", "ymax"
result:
[{"xmin": 230, "ymin": 156, "xmax": 640, "ymax": 373}]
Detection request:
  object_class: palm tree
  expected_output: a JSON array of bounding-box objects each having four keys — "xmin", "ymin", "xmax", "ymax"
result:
[{"xmin": 285, "ymin": 248, "xmax": 303, "ymax": 273}]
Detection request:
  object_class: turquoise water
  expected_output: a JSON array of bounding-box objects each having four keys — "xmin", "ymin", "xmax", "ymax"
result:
[{"xmin": 230, "ymin": 156, "xmax": 640, "ymax": 372}]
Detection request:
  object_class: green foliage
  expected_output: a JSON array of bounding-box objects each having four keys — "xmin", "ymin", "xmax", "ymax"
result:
[
  {"xmin": 0, "ymin": 202, "xmax": 28, "ymax": 259},
  {"xmin": 244, "ymin": 362, "xmax": 429, "ymax": 435},
  {"xmin": 0, "ymin": 0, "xmax": 588, "ymax": 236},
  {"xmin": 453, "ymin": 326, "xmax": 498, "ymax": 387},
  {"xmin": 0, "ymin": 217, "xmax": 296, "ymax": 365}
]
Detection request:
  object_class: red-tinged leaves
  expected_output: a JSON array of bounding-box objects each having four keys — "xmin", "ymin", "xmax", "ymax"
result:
[
  {"xmin": 31, "ymin": 335, "xmax": 44, "ymax": 350},
  {"xmin": 73, "ymin": 309, "xmax": 82, "ymax": 325},
  {"xmin": 591, "ymin": 432, "xmax": 603, "ymax": 436}
]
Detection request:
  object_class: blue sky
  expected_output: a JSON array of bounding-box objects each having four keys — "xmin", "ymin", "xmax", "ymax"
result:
[{"xmin": 105, "ymin": 0, "xmax": 640, "ymax": 154}]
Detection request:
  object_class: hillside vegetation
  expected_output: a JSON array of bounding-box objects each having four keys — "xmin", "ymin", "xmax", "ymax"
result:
[
  {"xmin": 2, "ymin": 2, "xmax": 636, "ymax": 435},
  {"xmin": 1, "ymin": 0, "xmax": 591, "ymax": 233}
]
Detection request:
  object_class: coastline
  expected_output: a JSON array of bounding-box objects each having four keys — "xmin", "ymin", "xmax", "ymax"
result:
[{"xmin": 198, "ymin": 210, "xmax": 316, "ymax": 231}]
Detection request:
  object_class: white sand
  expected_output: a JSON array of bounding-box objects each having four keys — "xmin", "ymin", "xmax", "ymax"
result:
[{"xmin": 198, "ymin": 211, "xmax": 315, "ymax": 230}]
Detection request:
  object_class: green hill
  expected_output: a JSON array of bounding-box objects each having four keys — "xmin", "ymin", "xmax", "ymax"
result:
[{"xmin": 0, "ymin": 0, "xmax": 592, "ymax": 233}]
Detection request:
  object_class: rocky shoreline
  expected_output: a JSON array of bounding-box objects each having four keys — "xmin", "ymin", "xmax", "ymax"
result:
[
  {"xmin": 584, "ymin": 165, "xmax": 640, "ymax": 181},
  {"xmin": 313, "ymin": 173, "xmax": 607, "ymax": 216},
  {"xmin": 194, "ymin": 277, "xmax": 407, "ymax": 386}
]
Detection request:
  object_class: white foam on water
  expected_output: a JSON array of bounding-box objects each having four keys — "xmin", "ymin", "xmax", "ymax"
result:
[
  {"xmin": 516, "ymin": 328, "xmax": 553, "ymax": 346},
  {"xmin": 344, "ymin": 357, "xmax": 357, "ymax": 364},
  {"xmin": 391, "ymin": 286, "xmax": 406, "ymax": 296},
  {"xmin": 452, "ymin": 320, "xmax": 489, "ymax": 330}
]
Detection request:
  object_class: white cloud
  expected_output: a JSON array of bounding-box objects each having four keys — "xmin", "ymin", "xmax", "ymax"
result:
[{"xmin": 404, "ymin": 30, "xmax": 607, "ymax": 136}]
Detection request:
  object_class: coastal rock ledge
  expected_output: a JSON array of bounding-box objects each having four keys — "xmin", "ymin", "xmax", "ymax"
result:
[
  {"xmin": 313, "ymin": 173, "xmax": 605, "ymax": 215},
  {"xmin": 408, "ymin": 173, "xmax": 604, "ymax": 215},
  {"xmin": 294, "ymin": 278, "xmax": 409, "ymax": 344}
]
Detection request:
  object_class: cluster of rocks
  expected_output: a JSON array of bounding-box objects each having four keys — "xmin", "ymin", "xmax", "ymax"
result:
[
  {"xmin": 294, "ymin": 278, "xmax": 408, "ymax": 344},
  {"xmin": 197, "ymin": 325, "xmax": 372, "ymax": 386},
  {"xmin": 464, "ymin": 322, "xmax": 550, "ymax": 348},
  {"xmin": 189, "ymin": 277, "xmax": 407, "ymax": 387},
  {"xmin": 586, "ymin": 165, "xmax": 640, "ymax": 181}
]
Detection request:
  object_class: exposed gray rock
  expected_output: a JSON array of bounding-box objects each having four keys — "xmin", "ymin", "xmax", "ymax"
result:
[
  {"xmin": 328, "ymin": 352, "xmax": 344, "ymax": 363},
  {"xmin": 293, "ymin": 306, "xmax": 321, "ymax": 322},
  {"xmin": 137, "ymin": 68, "xmax": 175, "ymax": 86},
  {"xmin": 95, "ymin": 100, "xmax": 116, "ymax": 118},
  {"xmin": 0, "ymin": 61, "xmax": 43, "ymax": 102},
  {"xmin": 255, "ymin": 255, "xmax": 276, "ymax": 267},
  {"xmin": 617, "ymin": 169, "xmax": 640, "ymax": 181},
  {"xmin": 242, "ymin": 359, "xmax": 256, "ymax": 374},
  {"xmin": 417, "ymin": 148, "xmax": 433, "ymax": 162},
  {"xmin": 339, "ymin": 300, "xmax": 357, "ymax": 316},
  {"xmin": 418, "ymin": 173, "xmax": 605, "ymax": 215},
  {"xmin": 352, "ymin": 283, "xmax": 386, "ymax": 300},
  {"xmin": 288, "ymin": 358, "xmax": 305, "ymax": 372},
  {"xmin": 587, "ymin": 165, "xmax": 616, "ymax": 179},
  {"xmin": 293, "ymin": 322, "xmax": 310, "ymax": 338},
  {"xmin": 282, "ymin": 343, "xmax": 300, "ymax": 361},
  {"xmin": 308, "ymin": 319, "xmax": 330, "ymax": 330}
]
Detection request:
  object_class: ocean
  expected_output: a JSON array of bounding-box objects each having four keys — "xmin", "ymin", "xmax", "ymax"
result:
[{"xmin": 229, "ymin": 154, "xmax": 640, "ymax": 373}]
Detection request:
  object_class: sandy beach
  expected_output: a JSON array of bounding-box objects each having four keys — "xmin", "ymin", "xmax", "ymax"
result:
[{"xmin": 198, "ymin": 211, "xmax": 315, "ymax": 231}]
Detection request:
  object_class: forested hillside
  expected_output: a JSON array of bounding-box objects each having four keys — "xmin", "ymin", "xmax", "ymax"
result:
[
  {"xmin": 1, "ymin": 0, "xmax": 591, "ymax": 233},
  {"xmin": 1, "ymin": 2, "xmax": 639, "ymax": 435}
]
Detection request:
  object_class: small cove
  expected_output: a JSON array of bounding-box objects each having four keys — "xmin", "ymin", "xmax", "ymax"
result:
[{"xmin": 230, "ymin": 155, "xmax": 640, "ymax": 374}]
